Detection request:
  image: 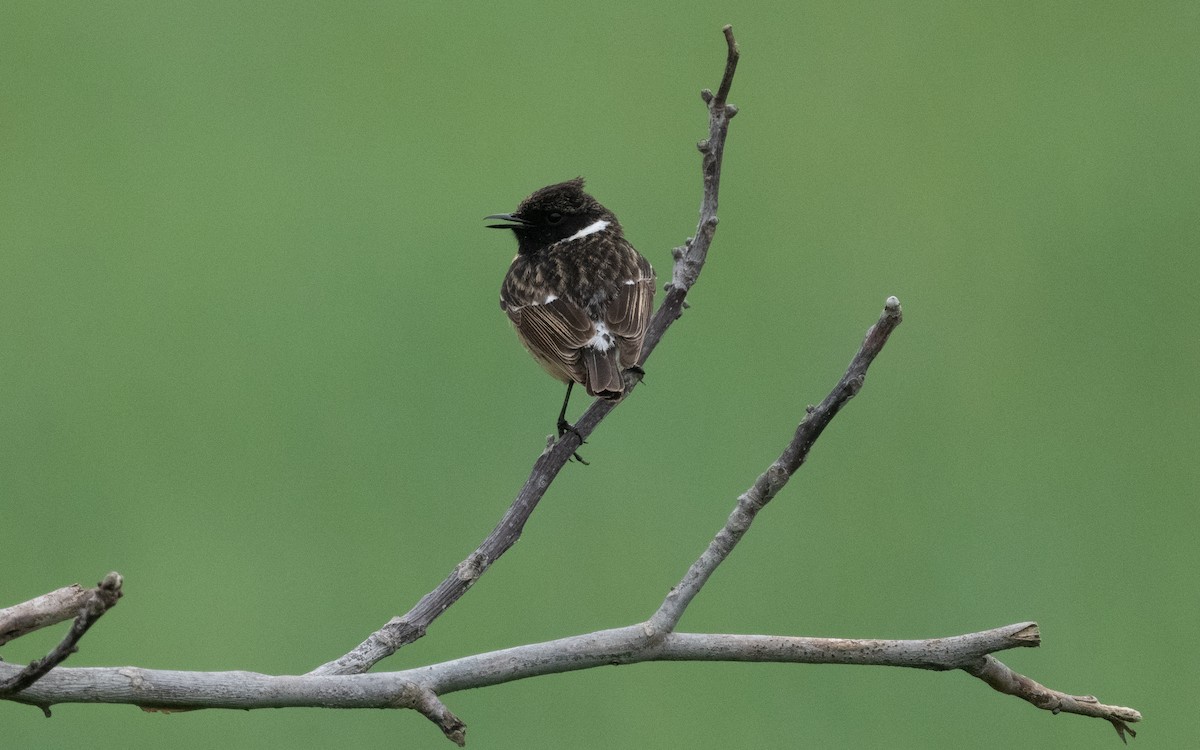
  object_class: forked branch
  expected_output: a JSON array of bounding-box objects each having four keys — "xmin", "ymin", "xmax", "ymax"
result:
[
  {"xmin": 308, "ymin": 23, "xmax": 742, "ymax": 678},
  {"xmin": 0, "ymin": 573, "xmax": 123, "ymax": 704},
  {"xmin": 0, "ymin": 24, "xmax": 1140, "ymax": 747}
]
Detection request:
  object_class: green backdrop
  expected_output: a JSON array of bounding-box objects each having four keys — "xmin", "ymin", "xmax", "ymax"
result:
[{"xmin": 2, "ymin": 2, "xmax": 1194, "ymax": 748}]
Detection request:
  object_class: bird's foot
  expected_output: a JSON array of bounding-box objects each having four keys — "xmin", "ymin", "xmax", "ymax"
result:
[
  {"xmin": 622, "ymin": 365, "xmax": 646, "ymax": 389},
  {"xmin": 556, "ymin": 418, "xmax": 590, "ymax": 465}
]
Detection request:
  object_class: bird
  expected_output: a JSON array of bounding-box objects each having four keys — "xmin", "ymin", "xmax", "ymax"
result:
[{"xmin": 487, "ymin": 178, "xmax": 655, "ymax": 460}]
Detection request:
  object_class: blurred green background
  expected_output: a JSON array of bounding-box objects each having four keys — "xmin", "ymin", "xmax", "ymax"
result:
[{"xmin": 2, "ymin": 2, "xmax": 1195, "ymax": 748}]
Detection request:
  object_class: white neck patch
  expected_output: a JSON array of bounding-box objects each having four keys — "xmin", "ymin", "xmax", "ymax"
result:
[{"xmin": 563, "ymin": 219, "xmax": 609, "ymax": 242}]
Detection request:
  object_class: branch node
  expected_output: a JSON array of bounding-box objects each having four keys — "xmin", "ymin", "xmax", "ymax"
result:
[
  {"xmin": 407, "ymin": 686, "xmax": 467, "ymax": 746},
  {"xmin": 454, "ymin": 553, "xmax": 489, "ymax": 583},
  {"xmin": 0, "ymin": 572, "xmax": 123, "ymax": 697}
]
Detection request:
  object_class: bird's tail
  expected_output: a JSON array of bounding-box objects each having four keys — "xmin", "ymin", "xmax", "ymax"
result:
[{"xmin": 582, "ymin": 347, "xmax": 624, "ymax": 400}]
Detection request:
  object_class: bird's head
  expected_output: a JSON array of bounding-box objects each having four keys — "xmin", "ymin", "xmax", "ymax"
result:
[{"xmin": 486, "ymin": 178, "xmax": 619, "ymax": 254}]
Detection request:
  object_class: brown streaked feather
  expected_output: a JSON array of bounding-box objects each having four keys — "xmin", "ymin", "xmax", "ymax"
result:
[
  {"xmin": 604, "ymin": 253, "xmax": 656, "ymax": 370},
  {"xmin": 582, "ymin": 347, "xmax": 622, "ymax": 398},
  {"xmin": 498, "ymin": 199, "xmax": 656, "ymax": 399},
  {"xmin": 504, "ymin": 298, "xmax": 593, "ymax": 385}
]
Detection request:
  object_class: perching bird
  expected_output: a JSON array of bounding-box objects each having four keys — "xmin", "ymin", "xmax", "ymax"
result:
[{"xmin": 487, "ymin": 178, "xmax": 655, "ymax": 458}]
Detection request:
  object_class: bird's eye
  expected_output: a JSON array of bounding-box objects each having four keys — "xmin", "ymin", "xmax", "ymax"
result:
[{"xmin": 547, "ymin": 212, "xmax": 563, "ymax": 225}]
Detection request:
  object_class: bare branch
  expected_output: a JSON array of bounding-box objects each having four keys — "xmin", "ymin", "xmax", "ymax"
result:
[
  {"xmin": 964, "ymin": 654, "xmax": 1141, "ymax": 743},
  {"xmin": 0, "ymin": 573, "xmax": 123, "ymax": 701},
  {"xmin": 0, "ymin": 585, "xmax": 90, "ymax": 647},
  {"xmin": 649, "ymin": 297, "xmax": 903, "ymax": 635},
  {"xmin": 712, "ymin": 25, "xmax": 740, "ymax": 109},
  {"xmin": 0, "ymin": 625, "xmax": 1034, "ymax": 701},
  {"xmin": 3, "ymin": 621, "xmax": 1138, "ymax": 742},
  {"xmin": 3, "ymin": 664, "xmax": 430, "ymax": 711},
  {"xmin": 420, "ymin": 622, "xmax": 1040, "ymax": 695},
  {"xmin": 410, "ymin": 687, "xmax": 467, "ymax": 746},
  {"xmin": 309, "ymin": 25, "xmax": 744, "ymax": 678}
]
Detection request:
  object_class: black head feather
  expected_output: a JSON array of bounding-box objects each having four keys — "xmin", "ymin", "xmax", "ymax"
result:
[{"xmin": 486, "ymin": 178, "xmax": 621, "ymax": 254}]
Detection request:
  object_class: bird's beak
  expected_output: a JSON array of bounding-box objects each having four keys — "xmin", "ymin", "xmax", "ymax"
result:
[{"xmin": 484, "ymin": 213, "xmax": 530, "ymax": 230}]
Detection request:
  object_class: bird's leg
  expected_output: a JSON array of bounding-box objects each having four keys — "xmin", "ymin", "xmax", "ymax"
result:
[
  {"xmin": 555, "ymin": 382, "xmax": 575, "ymax": 436},
  {"xmin": 556, "ymin": 382, "xmax": 589, "ymax": 465}
]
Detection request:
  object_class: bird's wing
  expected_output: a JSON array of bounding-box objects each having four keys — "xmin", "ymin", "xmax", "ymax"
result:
[
  {"xmin": 503, "ymin": 296, "xmax": 594, "ymax": 384},
  {"xmin": 605, "ymin": 253, "xmax": 656, "ymax": 367}
]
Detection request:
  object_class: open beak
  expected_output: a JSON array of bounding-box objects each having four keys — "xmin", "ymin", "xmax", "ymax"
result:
[{"xmin": 484, "ymin": 213, "xmax": 530, "ymax": 230}]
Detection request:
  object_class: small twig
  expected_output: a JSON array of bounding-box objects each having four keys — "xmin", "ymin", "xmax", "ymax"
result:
[
  {"xmin": 649, "ymin": 297, "xmax": 903, "ymax": 634},
  {"xmin": 0, "ymin": 573, "xmax": 123, "ymax": 701},
  {"xmin": 964, "ymin": 654, "xmax": 1141, "ymax": 743},
  {"xmin": 309, "ymin": 25, "xmax": 743, "ymax": 678},
  {"xmin": 410, "ymin": 687, "xmax": 467, "ymax": 747},
  {"xmin": 713, "ymin": 25, "xmax": 739, "ymax": 109},
  {"xmin": 0, "ymin": 584, "xmax": 90, "ymax": 647}
]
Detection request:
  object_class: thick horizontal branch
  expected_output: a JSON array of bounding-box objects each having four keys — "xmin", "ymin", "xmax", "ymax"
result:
[
  {"xmin": 2, "ymin": 620, "xmax": 1139, "ymax": 742},
  {"xmin": 0, "ymin": 622, "xmax": 1042, "ymax": 706},
  {"xmin": 418, "ymin": 622, "xmax": 1038, "ymax": 695},
  {"xmin": 3, "ymin": 620, "xmax": 1138, "ymax": 738}
]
